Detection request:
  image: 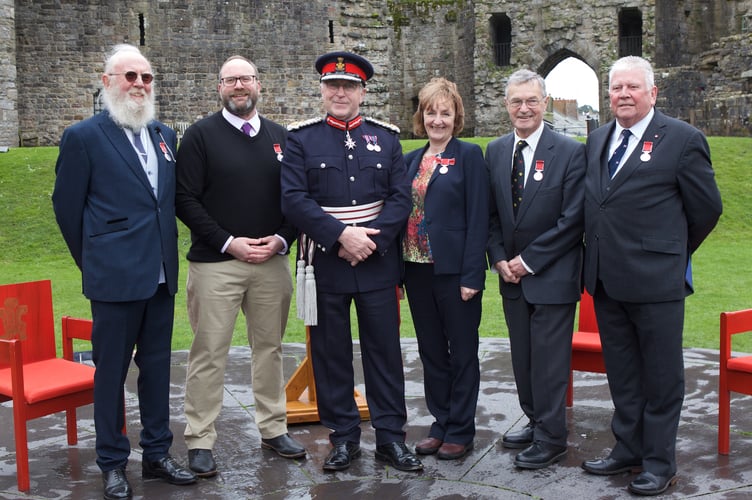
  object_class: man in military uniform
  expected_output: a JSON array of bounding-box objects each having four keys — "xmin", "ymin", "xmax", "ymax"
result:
[{"xmin": 281, "ymin": 51, "xmax": 422, "ymax": 473}]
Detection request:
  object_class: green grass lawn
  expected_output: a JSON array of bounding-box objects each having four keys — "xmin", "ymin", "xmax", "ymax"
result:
[{"xmin": 1, "ymin": 136, "xmax": 750, "ymax": 353}]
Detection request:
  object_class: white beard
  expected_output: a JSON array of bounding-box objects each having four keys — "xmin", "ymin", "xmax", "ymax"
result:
[{"xmin": 102, "ymin": 86, "xmax": 156, "ymax": 130}]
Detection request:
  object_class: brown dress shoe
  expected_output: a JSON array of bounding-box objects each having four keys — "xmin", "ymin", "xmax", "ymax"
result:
[
  {"xmin": 415, "ymin": 437, "xmax": 443, "ymax": 455},
  {"xmin": 437, "ymin": 442, "xmax": 474, "ymax": 460}
]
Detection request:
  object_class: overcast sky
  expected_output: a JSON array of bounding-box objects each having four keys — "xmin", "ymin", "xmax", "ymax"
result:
[{"xmin": 545, "ymin": 57, "xmax": 600, "ymax": 111}]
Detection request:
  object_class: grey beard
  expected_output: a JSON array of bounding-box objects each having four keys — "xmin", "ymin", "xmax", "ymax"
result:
[
  {"xmin": 224, "ymin": 94, "xmax": 258, "ymax": 117},
  {"xmin": 102, "ymin": 88, "xmax": 156, "ymax": 130}
]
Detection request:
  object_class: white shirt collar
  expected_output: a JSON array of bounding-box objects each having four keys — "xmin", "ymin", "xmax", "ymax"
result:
[
  {"xmin": 222, "ymin": 108, "xmax": 261, "ymax": 135},
  {"xmin": 514, "ymin": 121, "xmax": 545, "ymax": 152},
  {"xmin": 613, "ymin": 107, "xmax": 655, "ymax": 144}
]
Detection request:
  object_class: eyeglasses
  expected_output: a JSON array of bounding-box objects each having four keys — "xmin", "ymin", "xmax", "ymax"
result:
[
  {"xmin": 323, "ymin": 80, "xmax": 363, "ymax": 93},
  {"xmin": 507, "ymin": 98, "xmax": 543, "ymax": 109},
  {"xmin": 108, "ymin": 71, "xmax": 154, "ymax": 84},
  {"xmin": 220, "ymin": 75, "xmax": 258, "ymax": 86}
]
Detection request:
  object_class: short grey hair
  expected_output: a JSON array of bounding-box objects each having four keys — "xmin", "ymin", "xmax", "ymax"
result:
[
  {"xmin": 609, "ymin": 56, "xmax": 655, "ymax": 89},
  {"xmin": 505, "ymin": 69, "xmax": 547, "ymax": 98}
]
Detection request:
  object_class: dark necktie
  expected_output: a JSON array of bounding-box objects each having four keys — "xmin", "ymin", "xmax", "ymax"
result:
[
  {"xmin": 608, "ymin": 129, "xmax": 631, "ymax": 178},
  {"xmin": 132, "ymin": 130, "xmax": 147, "ymax": 162},
  {"xmin": 511, "ymin": 140, "xmax": 527, "ymax": 216},
  {"xmin": 241, "ymin": 122, "xmax": 253, "ymax": 136}
]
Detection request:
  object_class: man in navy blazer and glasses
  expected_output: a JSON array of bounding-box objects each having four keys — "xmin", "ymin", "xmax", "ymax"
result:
[{"xmin": 53, "ymin": 43, "xmax": 195, "ymax": 500}]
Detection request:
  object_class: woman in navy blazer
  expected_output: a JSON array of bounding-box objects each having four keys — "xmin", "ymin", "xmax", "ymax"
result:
[{"xmin": 402, "ymin": 78, "xmax": 489, "ymax": 460}]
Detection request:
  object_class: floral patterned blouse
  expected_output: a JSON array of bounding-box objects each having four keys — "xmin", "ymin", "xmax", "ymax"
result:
[{"xmin": 403, "ymin": 154, "xmax": 438, "ymax": 263}]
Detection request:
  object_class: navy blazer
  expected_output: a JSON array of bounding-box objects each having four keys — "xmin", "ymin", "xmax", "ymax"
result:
[
  {"xmin": 583, "ymin": 109, "xmax": 722, "ymax": 303},
  {"xmin": 403, "ymin": 137, "xmax": 489, "ymax": 290},
  {"xmin": 487, "ymin": 126, "xmax": 585, "ymax": 304},
  {"xmin": 53, "ymin": 110, "xmax": 179, "ymax": 302}
]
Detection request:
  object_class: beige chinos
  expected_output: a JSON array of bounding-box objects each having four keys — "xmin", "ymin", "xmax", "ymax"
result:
[{"xmin": 183, "ymin": 255, "xmax": 292, "ymax": 449}]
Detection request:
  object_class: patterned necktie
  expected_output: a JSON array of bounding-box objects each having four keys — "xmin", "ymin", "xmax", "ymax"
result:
[
  {"xmin": 608, "ymin": 129, "xmax": 631, "ymax": 178},
  {"xmin": 511, "ymin": 140, "xmax": 527, "ymax": 216},
  {"xmin": 241, "ymin": 122, "xmax": 253, "ymax": 136}
]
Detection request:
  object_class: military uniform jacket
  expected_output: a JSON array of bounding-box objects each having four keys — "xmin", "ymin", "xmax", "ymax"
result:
[{"xmin": 281, "ymin": 115, "xmax": 411, "ymax": 293}]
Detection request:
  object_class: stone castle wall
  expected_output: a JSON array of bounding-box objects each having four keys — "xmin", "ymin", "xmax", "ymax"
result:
[
  {"xmin": 0, "ymin": 0, "xmax": 17, "ymax": 147},
  {"xmin": 2, "ymin": 0, "xmax": 750, "ymax": 147}
]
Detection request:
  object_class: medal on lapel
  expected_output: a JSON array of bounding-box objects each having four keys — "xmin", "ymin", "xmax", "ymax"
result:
[
  {"xmin": 159, "ymin": 142, "xmax": 171, "ymax": 161},
  {"xmin": 533, "ymin": 160, "xmax": 544, "ymax": 181},
  {"xmin": 273, "ymin": 143, "xmax": 283, "ymax": 161},
  {"xmin": 437, "ymin": 157, "xmax": 455, "ymax": 175},
  {"xmin": 640, "ymin": 141, "xmax": 653, "ymax": 162}
]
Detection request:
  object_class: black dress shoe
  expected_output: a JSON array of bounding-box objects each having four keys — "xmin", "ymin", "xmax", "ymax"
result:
[
  {"xmin": 323, "ymin": 442, "xmax": 361, "ymax": 471},
  {"xmin": 142, "ymin": 455, "xmax": 197, "ymax": 485},
  {"xmin": 261, "ymin": 433, "xmax": 307, "ymax": 458},
  {"xmin": 502, "ymin": 422, "xmax": 534, "ymax": 449},
  {"xmin": 375, "ymin": 442, "xmax": 423, "ymax": 472},
  {"xmin": 513, "ymin": 441, "xmax": 567, "ymax": 469},
  {"xmin": 103, "ymin": 468, "xmax": 132, "ymax": 500},
  {"xmin": 582, "ymin": 456, "xmax": 643, "ymax": 476},
  {"xmin": 188, "ymin": 448, "xmax": 217, "ymax": 477},
  {"xmin": 628, "ymin": 471, "xmax": 677, "ymax": 496}
]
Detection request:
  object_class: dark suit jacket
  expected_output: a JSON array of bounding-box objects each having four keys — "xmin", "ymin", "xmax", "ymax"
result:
[
  {"xmin": 403, "ymin": 137, "xmax": 489, "ymax": 290},
  {"xmin": 53, "ymin": 110, "xmax": 179, "ymax": 302},
  {"xmin": 487, "ymin": 126, "xmax": 585, "ymax": 304},
  {"xmin": 583, "ymin": 109, "xmax": 722, "ymax": 302}
]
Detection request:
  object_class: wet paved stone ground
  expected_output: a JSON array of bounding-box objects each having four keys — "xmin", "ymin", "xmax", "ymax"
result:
[{"xmin": 2, "ymin": 339, "xmax": 752, "ymax": 499}]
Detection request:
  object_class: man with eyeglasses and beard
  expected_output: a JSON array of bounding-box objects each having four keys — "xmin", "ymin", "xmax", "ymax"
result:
[
  {"xmin": 53, "ymin": 44, "xmax": 196, "ymax": 500},
  {"xmin": 175, "ymin": 55, "xmax": 305, "ymax": 478}
]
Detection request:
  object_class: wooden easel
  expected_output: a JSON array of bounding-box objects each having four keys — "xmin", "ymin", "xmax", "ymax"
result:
[{"xmin": 285, "ymin": 326, "xmax": 370, "ymax": 424}]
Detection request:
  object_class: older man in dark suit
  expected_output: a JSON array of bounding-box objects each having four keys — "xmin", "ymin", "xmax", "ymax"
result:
[
  {"xmin": 53, "ymin": 44, "xmax": 195, "ymax": 500},
  {"xmin": 581, "ymin": 56, "xmax": 722, "ymax": 496},
  {"xmin": 487, "ymin": 69, "xmax": 585, "ymax": 469}
]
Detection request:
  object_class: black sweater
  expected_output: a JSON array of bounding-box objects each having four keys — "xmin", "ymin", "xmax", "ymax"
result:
[{"xmin": 175, "ymin": 112, "xmax": 296, "ymax": 262}]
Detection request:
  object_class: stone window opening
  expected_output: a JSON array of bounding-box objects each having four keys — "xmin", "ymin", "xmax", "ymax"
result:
[
  {"xmin": 138, "ymin": 13, "xmax": 145, "ymax": 46},
  {"xmin": 328, "ymin": 20, "xmax": 334, "ymax": 43},
  {"xmin": 619, "ymin": 7, "xmax": 642, "ymax": 57},
  {"xmin": 490, "ymin": 13, "xmax": 511, "ymax": 67}
]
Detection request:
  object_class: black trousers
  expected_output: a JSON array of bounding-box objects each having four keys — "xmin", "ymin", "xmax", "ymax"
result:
[
  {"xmin": 309, "ymin": 286, "xmax": 407, "ymax": 446},
  {"xmin": 90, "ymin": 284, "xmax": 174, "ymax": 471},
  {"xmin": 503, "ymin": 294, "xmax": 576, "ymax": 446},
  {"xmin": 593, "ymin": 284, "xmax": 685, "ymax": 477},
  {"xmin": 404, "ymin": 262, "xmax": 481, "ymax": 445}
]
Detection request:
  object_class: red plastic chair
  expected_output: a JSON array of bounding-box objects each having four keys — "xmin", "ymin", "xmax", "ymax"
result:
[
  {"xmin": 567, "ymin": 291, "xmax": 606, "ymax": 407},
  {"xmin": 718, "ymin": 308, "xmax": 752, "ymax": 455},
  {"xmin": 0, "ymin": 280, "xmax": 95, "ymax": 492}
]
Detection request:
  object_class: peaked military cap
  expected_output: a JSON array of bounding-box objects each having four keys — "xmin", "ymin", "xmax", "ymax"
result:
[{"xmin": 315, "ymin": 51, "xmax": 374, "ymax": 84}]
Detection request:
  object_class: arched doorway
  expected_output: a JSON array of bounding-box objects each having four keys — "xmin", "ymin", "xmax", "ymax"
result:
[{"xmin": 541, "ymin": 53, "xmax": 600, "ymax": 137}]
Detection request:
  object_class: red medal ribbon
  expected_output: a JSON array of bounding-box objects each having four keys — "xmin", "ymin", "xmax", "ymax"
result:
[
  {"xmin": 642, "ymin": 142, "xmax": 653, "ymax": 154},
  {"xmin": 273, "ymin": 144, "xmax": 283, "ymax": 154},
  {"xmin": 535, "ymin": 160, "xmax": 544, "ymax": 172}
]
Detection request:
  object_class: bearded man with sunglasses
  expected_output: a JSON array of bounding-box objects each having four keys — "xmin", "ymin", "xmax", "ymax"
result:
[{"xmin": 53, "ymin": 44, "xmax": 195, "ymax": 499}]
